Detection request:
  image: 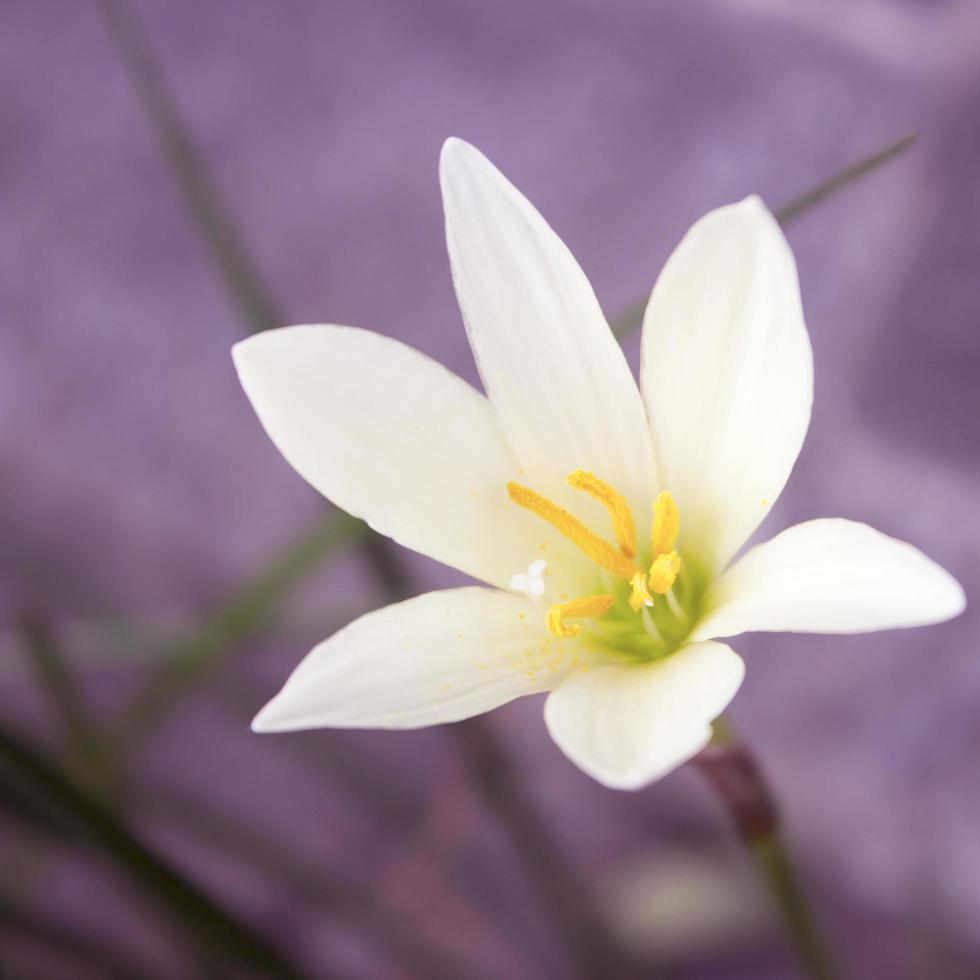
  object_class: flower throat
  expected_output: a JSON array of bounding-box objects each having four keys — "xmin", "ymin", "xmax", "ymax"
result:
[{"xmin": 507, "ymin": 471, "xmax": 683, "ymax": 642}]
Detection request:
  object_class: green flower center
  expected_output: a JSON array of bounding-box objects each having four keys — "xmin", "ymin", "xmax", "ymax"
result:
[
  {"xmin": 507, "ymin": 469, "xmax": 701, "ymax": 658},
  {"xmin": 582, "ymin": 556, "xmax": 705, "ymax": 663}
]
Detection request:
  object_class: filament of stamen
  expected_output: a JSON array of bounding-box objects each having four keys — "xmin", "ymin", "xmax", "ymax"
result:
[
  {"xmin": 628, "ymin": 571, "xmax": 655, "ymax": 612},
  {"xmin": 546, "ymin": 594, "xmax": 615, "ymax": 638},
  {"xmin": 507, "ymin": 482, "xmax": 636, "ymax": 580},
  {"xmin": 664, "ymin": 586, "xmax": 688, "ymax": 622},
  {"xmin": 651, "ymin": 491, "xmax": 679, "ymax": 558},
  {"xmin": 565, "ymin": 469, "xmax": 636, "ymax": 559},
  {"xmin": 640, "ymin": 606, "xmax": 665, "ymax": 643}
]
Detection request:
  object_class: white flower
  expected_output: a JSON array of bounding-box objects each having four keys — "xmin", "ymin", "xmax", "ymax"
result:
[{"xmin": 233, "ymin": 138, "xmax": 965, "ymax": 790}]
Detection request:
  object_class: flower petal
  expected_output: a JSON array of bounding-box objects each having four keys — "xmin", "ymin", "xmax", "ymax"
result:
[
  {"xmin": 543, "ymin": 642, "xmax": 745, "ymax": 790},
  {"xmin": 253, "ymin": 588, "xmax": 577, "ymax": 731},
  {"xmin": 641, "ymin": 196, "xmax": 812, "ymax": 576},
  {"xmin": 694, "ymin": 518, "xmax": 966, "ymax": 640},
  {"xmin": 234, "ymin": 324, "xmax": 539, "ymax": 590},
  {"xmin": 440, "ymin": 138, "xmax": 656, "ymax": 516}
]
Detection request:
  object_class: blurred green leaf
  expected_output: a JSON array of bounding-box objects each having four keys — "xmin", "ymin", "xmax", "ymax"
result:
[
  {"xmin": 114, "ymin": 511, "xmax": 365, "ymax": 748},
  {"xmin": 99, "ymin": 0, "xmax": 281, "ymax": 335},
  {"xmin": 0, "ymin": 891, "xmax": 157, "ymax": 980},
  {"xmin": 17, "ymin": 613, "xmax": 107, "ymax": 790},
  {"xmin": 145, "ymin": 780, "xmax": 492, "ymax": 980},
  {"xmin": 0, "ymin": 720, "xmax": 306, "ymax": 980}
]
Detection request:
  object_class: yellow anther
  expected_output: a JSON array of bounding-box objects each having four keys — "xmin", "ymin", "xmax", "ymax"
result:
[
  {"xmin": 546, "ymin": 594, "xmax": 615, "ymax": 638},
  {"xmin": 651, "ymin": 491, "xmax": 679, "ymax": 558},
  {"xmin": 648, "ymin": 551, "xmax": 681, "ymax": 594},
  {"xmin": 507, "ymin": 483, "xmax": 636, "ymax": 580},
  {"xmin": 565, "ymin": 469, "xmax": 636, "ymax": 559},
  {"xmin": 628, "ymin": 571, "xmax": 655, "ymax": 612}
]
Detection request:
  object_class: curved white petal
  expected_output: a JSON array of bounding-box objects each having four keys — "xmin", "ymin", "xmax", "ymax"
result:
[
  {"xmin": 694, "ymin": 519, "xmax": 966, "ymax": 640},
  {"xmin": 440, "ymin": 138, "xmax": 656, "ymax": 517},
  {"xmin": 544, "ymin": 642, "xmax": 745, "ymax": 790},
  {"xmin": 641, "ymin": 196, "xmax": 812, "ymax": 576},
  {"xmin": 234, "ymin": 324, "xmax": 539, "ymax": 590},
  {"xmin": 254, "ymin": 588, "xmax": 579, "ymax": 732}
]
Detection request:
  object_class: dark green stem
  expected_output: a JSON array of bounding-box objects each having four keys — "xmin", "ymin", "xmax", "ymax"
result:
[
  {"xmin": 749, "ymin": 835, "xmax": 840, "ymax": 980},
  {"xmin": 98, "ymin": 0, "xmax": 282, "ymax": 334},
  {"xmin": 100, "ymin": 0, "xmax": 407, "ymax": 753},
  {"xmin": 0, "ymin": 721, "xmax": 307, "ymax": 980},
  {"xmin": 772, "ymin": 132, "xmax": 916, "ymax": 226},
  {"xmin": 610, "ymin": 131, "xmax": 916, "ymax": 338},
  {"xmin": 17, "ymin": 613, "xmax": 107, "ymax": 790},
  {"xmin": 695, "ymin": 716, "xmax": 841, "ymax": 980},
  {"xmin": 143, "ymin": 780, "xmax": 490, "ymax": 980},
  {"xmin": 0, "ymin": 891, "xmax": 158, "ymax": 980}
]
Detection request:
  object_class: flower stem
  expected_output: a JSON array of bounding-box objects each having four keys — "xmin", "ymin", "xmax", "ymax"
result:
[
  {"xmin": 694, "ymin": 716, "xmax": 841, "ymax": 980},
  {"xmin": 747, "ymin": 835, "xmax": 840, "ymax": 980}
]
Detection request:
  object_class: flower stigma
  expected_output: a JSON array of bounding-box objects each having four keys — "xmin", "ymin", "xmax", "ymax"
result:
[
  {"xmin": 507, "ymin": 472, "xmax": 694, "ymax": 661},
  {"xmin": 510, "ymin": 559, "xmax": 547, "ymax": 598}
]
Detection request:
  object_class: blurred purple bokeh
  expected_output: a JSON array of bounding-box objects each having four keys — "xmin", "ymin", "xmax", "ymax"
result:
[{"xmin": 1, "ymin": 1, "xmax": 979, "ymax": 977}]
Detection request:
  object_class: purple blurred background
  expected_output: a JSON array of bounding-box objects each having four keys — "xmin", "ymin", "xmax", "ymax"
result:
[{"xmin": 2, "ymin": 1, "xmax": 979, "ymax": 977}]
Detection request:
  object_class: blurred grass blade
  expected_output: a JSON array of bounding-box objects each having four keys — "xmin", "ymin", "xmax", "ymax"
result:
[
  {"xmin": 98, "ymin": 0, "xmax": 281, "ymax": 335},
  {"xmin": 772, "ymin": 132, "xmax": 916, "ymax": 226},
  {"xmin": 115, "ymin": 511, "xmax": 365, "ymax": 747},
  {"xmin": 610, "ymin": 131, "xmax": 917, "ymax": 338},
  {"xmin": 0, "ymin": 721, "xmax": 306, "ymax": 980},
  {"xmin": 145, "ymin": 780, "xmax": 493, "ymax": 980},
  {"xmin": 17, "ymin": 613, "xmax": 106, "ymax": 786},
  {"xmin": 0, "ymin": 893, "xmax": 157, "ymax": 980},
  {"xmin": 100, "ymin": 0, "xmax": 402, "ymax": 750}
]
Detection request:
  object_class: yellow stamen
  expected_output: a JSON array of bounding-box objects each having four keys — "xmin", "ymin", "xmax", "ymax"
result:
[
  {"xmin": 507, "ymin": 482, "xmax": 636, "ymax": 580},
  {"xmin": 651, "ymin": 491, "xmax": 679, "ymax": 558},
  {"xmin": 628, "ymin": 571, "xmax": 655, "ymax": 612},
  {"xmin": 565, "ymin": 469, "xmax": 636, "ymax": 559},
  {"xmin": 546, "ymin": 594, "xmax": 615, "ymax": 638},
  {"xmin": 648, "ymin": 551, "xmax": 681, "ymax": 594}
]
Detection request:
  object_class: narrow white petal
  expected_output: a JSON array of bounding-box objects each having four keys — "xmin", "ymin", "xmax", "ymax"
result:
[
  {"xmin": 440, "ymin": 138, "xmax": 656, "ymax": 516},
  {"xmin": 544, "ymin": 642, "xmax": 745, "ymax": 790},
  {"xmin": 694, "ymin": 519, "xmax": 966, "ymax": 640},
  {"xmin": 254, "ymin": 588, "xmax": 578, "ymax": 732},
  {"xmin": 234, "ymin": 324, "xmax": 537, "ymax": 590},
  {"xmin": 641, "ymin": 197, "xmax": 812, "ymax": 576}
]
